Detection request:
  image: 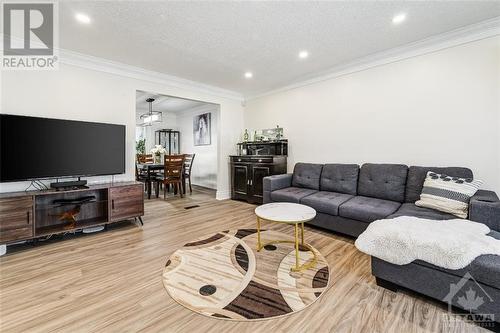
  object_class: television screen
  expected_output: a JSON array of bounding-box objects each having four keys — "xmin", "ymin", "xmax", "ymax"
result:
[{"xmin": 0, "ymin": 115, "xmax": 126, "ymax": 182}]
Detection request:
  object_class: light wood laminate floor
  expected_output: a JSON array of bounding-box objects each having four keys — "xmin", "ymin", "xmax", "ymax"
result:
[{"xmin": 0, "ymin": 188, "xmax": 486, "ymax": 333}]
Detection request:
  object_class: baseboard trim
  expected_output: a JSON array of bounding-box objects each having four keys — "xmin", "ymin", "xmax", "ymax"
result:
[
  {"xmin": 191, "ymin": 184, "xmax": 216, "ymax": 192},
  {"xmin": 216, "ymin": 190, "xmax": 231, "ymax": 201}
]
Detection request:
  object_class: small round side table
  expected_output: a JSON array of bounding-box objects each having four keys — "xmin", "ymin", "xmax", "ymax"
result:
[{"xmin": 255, "ymin": 202, "xmax": 317, "ymax": 272}]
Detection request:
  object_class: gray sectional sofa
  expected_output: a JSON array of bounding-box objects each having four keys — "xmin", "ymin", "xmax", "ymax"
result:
[{"xmin": 263, "ymin": 163, "xmax": 500, "ymax": 324}]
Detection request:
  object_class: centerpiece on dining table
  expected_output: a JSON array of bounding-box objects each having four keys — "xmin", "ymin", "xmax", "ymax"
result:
[{"xmin": 151, "ymin": 145, "xmax": 167, "ymax": 163}]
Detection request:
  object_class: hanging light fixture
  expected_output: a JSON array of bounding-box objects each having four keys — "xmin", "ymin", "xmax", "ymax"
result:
[{"xmin": 140, "ymin": 98, "xmax": 162, "ymax": 126}]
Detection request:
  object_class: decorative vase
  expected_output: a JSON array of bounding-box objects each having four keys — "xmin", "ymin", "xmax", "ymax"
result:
[
  {"xmin": 155, "ymin": 154, "xmax": 162, "ymax": 164},
  {"xmin": 276, "ymin": 125, "xmax": 282, "ymax": 140},
  {"xmin": 243, "ymin": 129, "xmax": 249, "ymax": 142}
]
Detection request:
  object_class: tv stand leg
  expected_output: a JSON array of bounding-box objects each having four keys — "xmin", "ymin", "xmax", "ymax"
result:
[{"xmin": 138, "ymin": 216, "xmax": 144, "ymax": 226}]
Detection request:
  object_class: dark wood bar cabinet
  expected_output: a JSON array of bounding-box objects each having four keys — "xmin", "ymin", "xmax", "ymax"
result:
[{"xmin": 230, "ymin": 140, "xmax": 288, "ymax": 204}]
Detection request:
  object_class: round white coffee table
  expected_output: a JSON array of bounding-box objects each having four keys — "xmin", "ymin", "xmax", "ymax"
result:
[{"xmin": 255, "ymin": 202, "xmax": 317, "ymax": 272}]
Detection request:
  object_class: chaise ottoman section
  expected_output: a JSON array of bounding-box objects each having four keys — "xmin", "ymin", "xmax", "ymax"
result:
[{"xmin": 414, "ymin": 231, "xmax": 500, "ymax": 290}]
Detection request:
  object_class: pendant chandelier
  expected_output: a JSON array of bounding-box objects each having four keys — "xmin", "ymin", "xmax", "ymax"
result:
[{"xmin": 140, "ymin": 98, "xmax": 162, "ymax": 126}]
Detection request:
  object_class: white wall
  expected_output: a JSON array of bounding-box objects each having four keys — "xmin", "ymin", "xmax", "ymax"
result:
[
  {"xmin": 178, "ymin": 104, "xmax": 219, "ymax": 189},
  {"xmin": 0, "ymin": 62, "xmax": 244, "ymax": 199},
  {"xmin": 244, "ymin": 36, "xmax": 500, "ymax": 192}
]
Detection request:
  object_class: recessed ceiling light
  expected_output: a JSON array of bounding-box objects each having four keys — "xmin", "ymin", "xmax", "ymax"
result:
[
  {"xmin": 298, "ymin": 50, "xmax": 309, "ymax": 59},
  {"xmin": 75, "ymin": 13, "xmax": 91, "ymax": 24},
  {"xmin": 244, "ymin": 72, "xmax": 253, "ymax": 79},
  {"xmin": 392, "ymin": 13, "xmax": 406, "ymax": 25}
]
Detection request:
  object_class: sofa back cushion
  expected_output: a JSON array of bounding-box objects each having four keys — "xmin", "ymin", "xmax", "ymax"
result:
[
  {"xmin": 358, "ymin": 163, "xmax": 408, "ymax": 202},
  {"xmin": 292, "ymin": 163, "xmax": 323, "ymax": 190},
  {"xmin": 320, "ymin": 164, "xmax": 359, "ymax": 195},
  {"xmin": 405, "ymin": 166, "xmax": 473, "ymax": 203}
]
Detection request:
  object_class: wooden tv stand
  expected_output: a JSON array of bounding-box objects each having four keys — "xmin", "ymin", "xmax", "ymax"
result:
[{"xmin": 0, "ymin": 182, "xmax": 144, "ymax": 244}]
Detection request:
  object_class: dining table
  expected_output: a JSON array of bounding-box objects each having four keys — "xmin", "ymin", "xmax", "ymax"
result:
[
  {"xmin": 136, "ymin": 163, "xmax": 164, "ymax": 199},
  {"xmin": 136, "ymin": 162, "xmax": 187, "ymax": 199}
]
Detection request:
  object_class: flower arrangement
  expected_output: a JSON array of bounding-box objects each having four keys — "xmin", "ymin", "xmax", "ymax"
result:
[
  {"xmin": 151, "ymin": 144, "xmax": 166, "ymax": 155},
  {"xmin": 151, "ymin": 144, "xmax": 166, "ymax": 163}
]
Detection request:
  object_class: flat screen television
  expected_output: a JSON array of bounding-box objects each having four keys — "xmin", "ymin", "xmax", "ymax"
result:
[{"xmin": 0, "ymin": 114, "xmax": 126, "ymax": 182}]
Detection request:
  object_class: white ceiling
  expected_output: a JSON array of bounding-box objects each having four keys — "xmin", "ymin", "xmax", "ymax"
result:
[
  {"xmin": 59, "ymin": 1, "xmax": 500, "ymax": 96},
  {"xmin": 136, "ymin": 91, "xmax": 208, "ymax": 114}
]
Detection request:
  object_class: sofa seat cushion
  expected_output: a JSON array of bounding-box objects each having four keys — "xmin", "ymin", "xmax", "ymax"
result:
[
  {"xmin": 339, "ymin": 196, "xmax": 401, "ymax": 223},
  {"xmin": 300, "ymin": 191, "xmax": 353, "ymax": 216},
  {"xmin": 270, "ymin": 187, "xmax": 317, "ymax": 203},
  {"xmin": 387, "ymin": 203, "xmax": 457, "ymax": 220},
  {"xmin": 414, "ymin": 230, "xmax": 500, "ymax": 289}
]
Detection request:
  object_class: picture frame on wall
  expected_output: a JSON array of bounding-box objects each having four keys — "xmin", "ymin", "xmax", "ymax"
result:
[{"xmin": 193, "ymin": 113, "xmax": 211, "ymax": 146}]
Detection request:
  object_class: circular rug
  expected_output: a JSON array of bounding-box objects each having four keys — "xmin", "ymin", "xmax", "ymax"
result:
[{"xmin": 162, "ymin": 229, "xmax": 330, "ymax": 321}]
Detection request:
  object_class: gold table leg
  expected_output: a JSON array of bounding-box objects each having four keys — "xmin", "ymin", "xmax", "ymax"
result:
[
  {"xmin": 256, "ymin": 216, "xmax": 262, "ymax": 251},
  {"xmin": 255, "ymin": 217, "xmax": 317, "ymax": 272},
  {"xmin": 294, "ymin": 223, "xmax": 299, "ymax": 271},
  {"xmin": 301, "ymin": 222, "xmax": 304, "ymax": 245}
]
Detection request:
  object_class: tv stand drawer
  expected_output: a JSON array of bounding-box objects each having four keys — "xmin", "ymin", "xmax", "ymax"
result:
[
  {"xmin": 0, "ymin": 226, "xmax": 33, "ymax": 243},
  {"xmin": 0, "ymin": 197, "xmax": 33, "ymax": 243},
  {"xmin": 109, "ymin": 184, "xmax": 144, "ymax": 221},
  {"xmin": 109, "ymin": 184, "xmax": 143, "ymax": 198},
  {"xmin": 0, "ymin": 197, "xmax": 33, "ymax": 213}
]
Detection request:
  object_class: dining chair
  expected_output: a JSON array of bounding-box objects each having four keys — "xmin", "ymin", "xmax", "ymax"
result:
[
  {"xmin": 183, "ymin": 154, "xmax": 195, "ymax": 194},
  {"xmin": 137, "ymin": 154, "xmax": 154, "ymax": 163},
  {"xmin": 136, "ymin": 154, "xmax": 155, "ymax": 193},
  {"xmin": 154, "ymin": 154, "xmax": 186, "ymax": 199},
  {"xmin": 135, "ymin": 154, "xmax": 148, "ymax": 182}
]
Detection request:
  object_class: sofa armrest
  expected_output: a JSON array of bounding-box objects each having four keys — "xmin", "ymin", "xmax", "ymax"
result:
[
  {"xmin": 263, "ymin": 174, "xmax": 293, "ymax": 192},
  {"xmin": 470, "ymin": 189, "xmax": 499, "ymax": 203},
  {"xmin": 469, "ymin": 190, "xmax": 500, "ymax": 232},
  {"xmin": 263, "ymin": 174, "xmax": 292, "ymax": 204}
]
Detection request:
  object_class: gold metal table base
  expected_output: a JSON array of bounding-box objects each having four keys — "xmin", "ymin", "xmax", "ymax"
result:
[{"xmin": 256, "ymin": 217, "xmax": 317, "ymax": 272}]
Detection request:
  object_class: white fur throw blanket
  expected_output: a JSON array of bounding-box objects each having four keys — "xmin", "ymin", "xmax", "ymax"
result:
[{"xmin": 355, "ymin": 216, "xmax": 500, "ymax": 270}]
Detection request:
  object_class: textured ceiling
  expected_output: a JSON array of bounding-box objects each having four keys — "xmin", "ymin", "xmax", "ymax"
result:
[
  {"xmin": 136, "ymin": 91, "xmax": 208, "ymax": 114},
  {"xmin": 60, "ymin": 1, "xmax": 500, "ymax": 96}
]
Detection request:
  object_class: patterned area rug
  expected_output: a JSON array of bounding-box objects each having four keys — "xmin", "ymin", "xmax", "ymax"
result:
[{"xmin": 162, "ymin": 229, "xmax": 330, "ymax": 321}]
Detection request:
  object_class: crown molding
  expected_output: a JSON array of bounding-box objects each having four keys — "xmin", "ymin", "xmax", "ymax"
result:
[
  {"xmin": 174, "ymin": 103, "xmax": 219, "ymax": 116},
  {"xmin": 137, "ymin": 101, "xmax": 217, "ymax": 114},
  {"xmin": 58, "ymin": 49, "xmax": 244, "ymax": 102},
  {"xmin": 245, "ymin": 17, "xmax": 500, "ymax": 101},
  {"xmin": 0, "ymin": 34, "xmax": 243, "ymax": 101}
]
